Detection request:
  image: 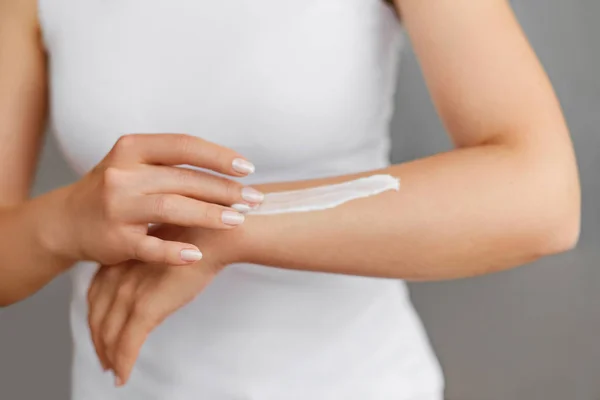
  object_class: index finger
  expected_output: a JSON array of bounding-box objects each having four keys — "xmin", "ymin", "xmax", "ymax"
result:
[{"xmin": 111, "ymin": 134, "xmax": 256, "ymax": 177}]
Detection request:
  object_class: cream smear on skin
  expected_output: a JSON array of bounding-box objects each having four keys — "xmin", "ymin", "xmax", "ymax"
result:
[{"xmin": 247, "ymin": 174, "xmax": 400, "ymax": 215}]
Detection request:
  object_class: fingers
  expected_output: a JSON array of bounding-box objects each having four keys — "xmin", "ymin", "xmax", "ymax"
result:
[
  {"xmin": 112, "ymin": 301, "xmax": 157, "ymax": 386},
  {"xmin": 90, "ymin": 264, "xmax": 214, "ymax": 387},
  {"xmin": 88, "ymin": 264, "xmax": 151, "ymax": 387},
  {"xmin": 88, "ymin": 272, "xmax": 110, "ymax": 371},
  {"xmin": 110, "ymin": 134, "xmax": 255, "ymax": 177},
  {"xmin": 130, "ymin": 235, "xmax": 205, "ymax": 266},
  {"xmin": 88, "ymin": 267, "xmax": 123, "ymax": 372},
  {"xmin": 137, "ymin": 166, "xmax": 264, "ymax": 208},
  {"xmin": 123, "ymin": 194, "xmax": 247, "ymax": 229},
  {"xmin": 101, "ymin": 274, "xmax": 138, "ymax": 369}
]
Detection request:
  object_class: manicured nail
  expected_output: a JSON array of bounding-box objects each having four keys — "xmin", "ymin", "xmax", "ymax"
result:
[
  {"xmin": 222, "ymin": 211, "xmax": 245, "ymax": 226},
  {"xmin": 231, "ymin": 203, "xmax": 252, "ymax": 213},
  {"xmin": 232, "ymin": 158, "xmax": 255, "ymax": 174},
  {"xmin": 241, "ymin": 187, "xmax": 264, "ymax": 203},
  {"xmin": 180, "ymin": 249, "xmax": 203, "ymax": 262}
]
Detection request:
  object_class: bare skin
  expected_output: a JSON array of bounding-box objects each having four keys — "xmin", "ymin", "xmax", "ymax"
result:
[
  {"xmin": 0, "ymin": 0, "xmax": 262, "ymax": 306},
  {"xmin": 1, "ymin": 0, "xmax": 581, "ymax": 388}
]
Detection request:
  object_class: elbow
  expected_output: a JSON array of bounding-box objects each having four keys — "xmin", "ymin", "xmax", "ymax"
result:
[
  {"xmin": 503, "ymin": 124, "xmax": 581, "ymax": 260},
  {"xmin": 559, "ymin": 214, "xmax": 582, "ymax": 253},
  {"xmin": 529, "ymin": 164, "xmax": 581, "ymax": 258},
  {"xmin": 536, "ymin": 205, "xmax": 581, "ymax": 257},
  {"xmin": 512, "ymin": 202, "xmax": 580, "ymax": 267}
]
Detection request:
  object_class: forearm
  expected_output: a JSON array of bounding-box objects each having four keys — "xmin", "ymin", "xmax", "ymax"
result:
[
  {"xmin": 0, "ymin": 187, "xmax": 76, "ymax": 306},
  {"xmin": 233, "ymin": 143, "xmax": 579, "ymax": 281}
]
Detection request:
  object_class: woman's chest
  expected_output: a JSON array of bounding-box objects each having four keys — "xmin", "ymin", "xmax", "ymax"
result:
[{"xmin": 41, "ymin": 0, "xmax": 402, "ymax": 174}]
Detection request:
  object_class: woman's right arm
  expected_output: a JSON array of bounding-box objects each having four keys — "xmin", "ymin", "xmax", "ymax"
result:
[
  {"xmin": 0, "ymin": 0, "xmax": 58, "ymax": 306},
  {"xmin": 0, "ymin": 0, "xmax": 262, "ymax": 306}
]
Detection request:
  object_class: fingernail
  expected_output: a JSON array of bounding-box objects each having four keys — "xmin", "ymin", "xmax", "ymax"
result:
[
  {"xmin": 222, "ymin": 211, "xmax": 245, "ymax": 226},
  {"xmin": 231, "ymin": 203, "xmax": 252, "ymax": 213},
  {"xmin": 241, "ymin": 187, "xmax": 264, "ymax": 203},
  {"xmin": 180, "ymin": 249, "xmax": 203, "ymax": 262},
  {"xmin": 115, "ymin": 375, "xmax": 123, "ymax": 387},
  {"xmin": 232, "ymin": 158, "xmax": 255, "ymax": 174}
]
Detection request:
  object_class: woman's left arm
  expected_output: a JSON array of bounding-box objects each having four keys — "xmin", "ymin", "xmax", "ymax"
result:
[
  {"xmin": 92, "ymin": 0, "xmax": 581, "ymax": 383},
  {"xmin": 227, "ymin": 0, "xmax": 580, "ymax": 280}
]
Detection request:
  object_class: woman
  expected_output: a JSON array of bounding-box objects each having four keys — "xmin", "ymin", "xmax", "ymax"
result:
[{"xmin": 0, "ymin": 0, "xmax": 581, "ymax": 398}]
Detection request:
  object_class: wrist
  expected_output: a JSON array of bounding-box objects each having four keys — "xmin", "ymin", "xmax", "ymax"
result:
[
  {"xmin": 31, "ymin": 186, "xmax": 80, "ymax": 266},
  {"xmin": 185, "ymin": 221, "xmax": 254, "ymax": 272},
  {"xmin": 225, "ymin": 215, "xmax": 265, "ymax": 266},
  {"xmin": 225, "ymin": 220, "xmax": 254, "ymax": 265}
]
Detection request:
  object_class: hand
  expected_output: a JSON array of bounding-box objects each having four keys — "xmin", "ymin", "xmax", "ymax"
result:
[
  {"xmin": 86, "ymin": 224, "xmax": 239, "ymax": 386},
  {"xmin": 41, "ymin": 134, "xmax": 263, "ymax": 266}
]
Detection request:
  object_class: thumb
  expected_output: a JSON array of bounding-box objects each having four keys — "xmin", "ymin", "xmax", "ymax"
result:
[{"xmin": 130, "ymin": 235, "xmax": 203, "ymax": 266}]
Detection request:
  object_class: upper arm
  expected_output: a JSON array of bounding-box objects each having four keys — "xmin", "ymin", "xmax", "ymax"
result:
[
  {"xmin": 393, "ymin": 0, "xmax": 571, "ymax": 151},
  {"xmin": 0, "ymin": 0, "xmax": 48, "ymax": 206}
]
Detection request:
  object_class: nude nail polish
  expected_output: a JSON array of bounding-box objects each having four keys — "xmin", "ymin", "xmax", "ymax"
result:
[
  {"xmin": 232, "ymin": 158, "xmax": 255, "ymax": 174},
  {"xmin": 222, "ymin": 211, "xmax": 245, "ymax": 226},
  {"xmin": 241, "ymin": 187, "xmax": 264, "ymax": 203},
  {"xmin": 231, "ymin": 203, "xmax": 252, "ymax": 213},
  {"xmin": 180, "ymin": 249, "xmax": 203, "ymax": 262}
]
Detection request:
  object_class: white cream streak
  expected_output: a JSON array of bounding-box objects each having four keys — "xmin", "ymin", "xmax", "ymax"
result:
[{"xmin": 248, "ymin": 174, "xmax": 400, "ymax": 215}]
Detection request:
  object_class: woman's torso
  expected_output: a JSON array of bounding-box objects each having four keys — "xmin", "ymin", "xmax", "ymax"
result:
[{"xmin": 39, "ymin": 0, "xmax": 443, "ymax": 398}]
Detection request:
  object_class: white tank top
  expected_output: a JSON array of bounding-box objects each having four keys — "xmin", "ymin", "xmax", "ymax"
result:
[{"xmin": 39, "ymin": 1, "xmax": 444, "ymax": 398}]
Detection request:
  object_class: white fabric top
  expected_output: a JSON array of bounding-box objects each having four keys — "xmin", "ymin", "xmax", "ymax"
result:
[{"xmin": 39, "ymin": 0, "xmax": 444, "ymax": 398}]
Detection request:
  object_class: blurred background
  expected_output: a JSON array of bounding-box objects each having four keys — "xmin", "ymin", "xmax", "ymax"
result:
[{"xmin": 1, "ymin": 0, "xmax": 598, "ymax": 399}]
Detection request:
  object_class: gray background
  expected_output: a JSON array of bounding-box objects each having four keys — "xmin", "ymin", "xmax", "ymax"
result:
[{"xmin": 1, "ymin": 0, "xmax": 598, "ymax": 399}]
